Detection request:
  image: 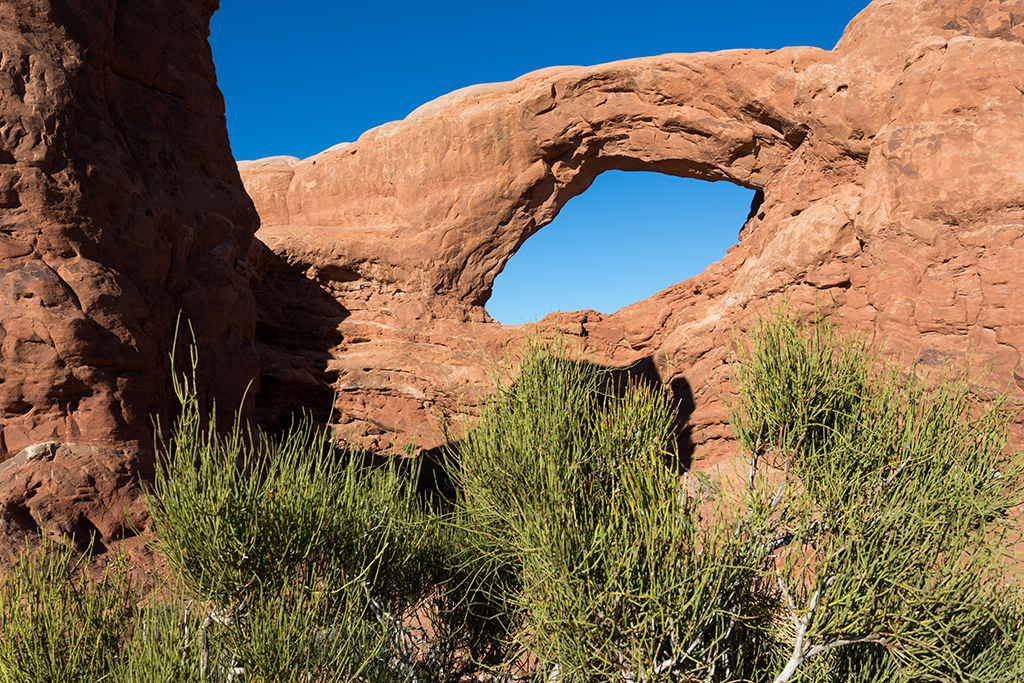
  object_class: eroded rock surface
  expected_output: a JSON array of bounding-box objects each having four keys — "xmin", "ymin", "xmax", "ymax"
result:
[
  {"xmin": 242, "ymin": 0, "xmax": 1024, "ymax": 460},
  {"xmin": 0, "ymin": 1, "xmax": 258, "ymax": 549},
  {"xmin": 3, "ymin": 0, "xmax": 1023, "ymax": 564}
]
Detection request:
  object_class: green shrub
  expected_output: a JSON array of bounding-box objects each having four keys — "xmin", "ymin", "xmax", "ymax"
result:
[
  {"xmin": 3, "ymin": 310, "xmax": 1020, "ymax": 683},
  {"xmin": 143, "ymin": 327, "xmax": 440, "ymax": 681},
  {"xmin": 106, "ymin": 599, "xmax": 210, "ymax": 683},
  {"xmin": 446, "ymin": 309, "xmax": 1024, "ymax": 681},
  {"xmin": 729, "ymin": 303, "xmax": 871, "ymax": 462},
  {"xmin": 209, "ymin": 577, "xmax": 400, "ymax": 683},
  {"xmin": 0, "ymin": 537, "xmax": 134, "ymax": 683},
  {"xmin": 447, "ymin": 336, "xmax": 773, "ymax": 680},
  {"xmin": 729, "ymin": 303, "xmax": 1024, "ymax": 682}
]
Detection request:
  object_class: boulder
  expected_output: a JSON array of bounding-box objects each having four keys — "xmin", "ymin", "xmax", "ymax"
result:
[{"xmin": 241, "ymin": 0, "xmax": 1024, "ymax": 462}]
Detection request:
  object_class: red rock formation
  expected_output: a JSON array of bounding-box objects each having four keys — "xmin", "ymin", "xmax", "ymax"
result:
[
  {"xmin": 0, "ymin": 0, "xmax": 258, "ymax": 555},
  {"xmin": 3, "ymin": 0, "xmax": 1022, "ymax": 564},
  {"xmin": 242, "ymin": 0, "xmax": 1024, "ymax": 462}
]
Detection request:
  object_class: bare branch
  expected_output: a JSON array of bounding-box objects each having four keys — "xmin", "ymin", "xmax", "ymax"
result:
[
  {"xmin": 747, "ymin": 434, "xmax": 762, "ymax": 492},
  {"xmin": 363, "ymin": 581, "xmax": 420, "ymax": 683},
  {"xmin": 803, "ymin": 632, "xmax": 886, "ymax": 660},
  {"xmin": 772, "ymin": 578, "xmax": 820, "ymax": 683}
]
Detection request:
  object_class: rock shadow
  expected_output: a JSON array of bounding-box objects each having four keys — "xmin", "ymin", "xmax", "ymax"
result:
[
  {"xmin": 248, "ymin": 241, "xmax": 351, "ymax": 431},
  {"xmin": 608, "ymin": 356, "xmax": 696, "ymax": 470}
]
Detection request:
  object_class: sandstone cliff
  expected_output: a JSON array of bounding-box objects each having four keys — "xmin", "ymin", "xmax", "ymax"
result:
[{"xmin": 0, "ymin": 0, "xmax": 259, "ymax": 554}]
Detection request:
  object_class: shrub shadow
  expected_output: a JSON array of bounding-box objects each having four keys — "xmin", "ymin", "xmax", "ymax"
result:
[{"xmin": 418, "ymin": 355, "xmax": 696, "ymax": 506}]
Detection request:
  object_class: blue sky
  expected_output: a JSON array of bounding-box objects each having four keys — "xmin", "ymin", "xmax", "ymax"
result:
[{"xmin": 210, "ymin": 0, "xmax": 872, "ymax": 324}]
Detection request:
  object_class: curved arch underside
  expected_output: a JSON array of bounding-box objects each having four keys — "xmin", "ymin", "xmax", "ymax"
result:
[{"xmin": 242, "ymin": 0, "xmax": 1024, "ymax": 461}]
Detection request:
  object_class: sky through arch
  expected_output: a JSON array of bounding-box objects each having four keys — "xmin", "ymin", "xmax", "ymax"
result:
[{"xmin": 485, "ymin": 173, "xmax": 754, "ymax": 324}]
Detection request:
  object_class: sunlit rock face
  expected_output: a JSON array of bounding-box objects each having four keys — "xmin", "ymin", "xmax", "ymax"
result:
[
  {"xmin": 0, "ymin": 0, "xmax": 259, "ymax": 557},
  {"xmin": 241, "ymin": 0, "xmax": 1024, "ymax": 460},
  {"xmin": 3, "ymin": 0, "xmax": 1024, "ymax": 564}
]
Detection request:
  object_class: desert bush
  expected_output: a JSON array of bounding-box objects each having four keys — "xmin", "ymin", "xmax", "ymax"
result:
[
  {"xmin": 729, "ymin": 304, "xmax": 871, "ymax": 463},
  {"xmin": 446, "ymin": 336, "xmax": 774, "ymax": 681},
  {"xmin": 143, "ymin": 326, "xmax": 441, "ymax": 681},
  {"xmin": 729, "ymin": 303, "xmax": 1024, "ymax": 682},
  {"xmin": 4, "ymin": 310, "xmax": 1020, "ymax": 683},
  {"xmin": 445, "ymin": 308, "xmax": 1024, "ymax": 682},
  {"xmin": 0, "ymin": 537, "xmax": 134, "ymax": 683},
  {"xmin": 106, "ymin": 599, "xmax": 210, "ymax": 683}
]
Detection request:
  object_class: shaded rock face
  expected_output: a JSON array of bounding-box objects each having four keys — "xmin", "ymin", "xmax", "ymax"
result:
[
  {"xmin": 0, "ymin": 1, "xmax": 258, "ymax": 549},
  {"xmin": 242, "ymin": 0, "xmax": 1024, "ymax": 460}
]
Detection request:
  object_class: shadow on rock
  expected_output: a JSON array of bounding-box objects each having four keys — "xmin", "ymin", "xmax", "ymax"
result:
[
  {"xmin": 417, "ymin": 355, "xmax": 697, "ymax": 507},
  {"xmin": 247, "ymin": 240, "xmax": 351, "ymax": 430}
]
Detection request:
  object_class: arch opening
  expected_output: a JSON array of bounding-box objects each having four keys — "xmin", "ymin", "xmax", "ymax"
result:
[{"xmin": 485, "ymin": 171, "xmax": 757, "ymax": 325}]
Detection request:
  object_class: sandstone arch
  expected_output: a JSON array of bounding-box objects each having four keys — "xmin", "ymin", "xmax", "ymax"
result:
[
  {"xmin": 244, "ymin": 48, "xmax": 811, "ymax": 309},
  {"xmin": 240, "ymin": 48, "xmax": 829, "ymax": 451},
  {"xmin": 242, "ymin": 0, "xmax": 1024, "ymax": 459}
]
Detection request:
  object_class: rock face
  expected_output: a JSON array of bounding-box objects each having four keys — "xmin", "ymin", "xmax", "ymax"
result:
[
  {"xmin": 242, "ymin": 0, "xmax": 1024, "ymax": 461},
  {"xmin": 2, "ymin": 0, "xmax": 1023, "ymax": 563},
  {"xmin": 0, "ymin": 1, "xmax": 258, "ymax": 554}
]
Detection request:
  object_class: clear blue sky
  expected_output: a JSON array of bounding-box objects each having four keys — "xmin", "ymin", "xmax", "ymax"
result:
[{"xmin": 210, "ymin": 0, "xmax": 872, "ymax": 324}]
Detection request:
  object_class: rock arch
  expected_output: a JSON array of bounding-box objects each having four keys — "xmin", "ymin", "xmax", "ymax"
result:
[
  {"xmin": 242, "ymin": 0, "xmax": 1024, "ymax": 459},
  {"xmin": 245, "ymin": 50, "xmax": 808, "ymax": 309}
]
